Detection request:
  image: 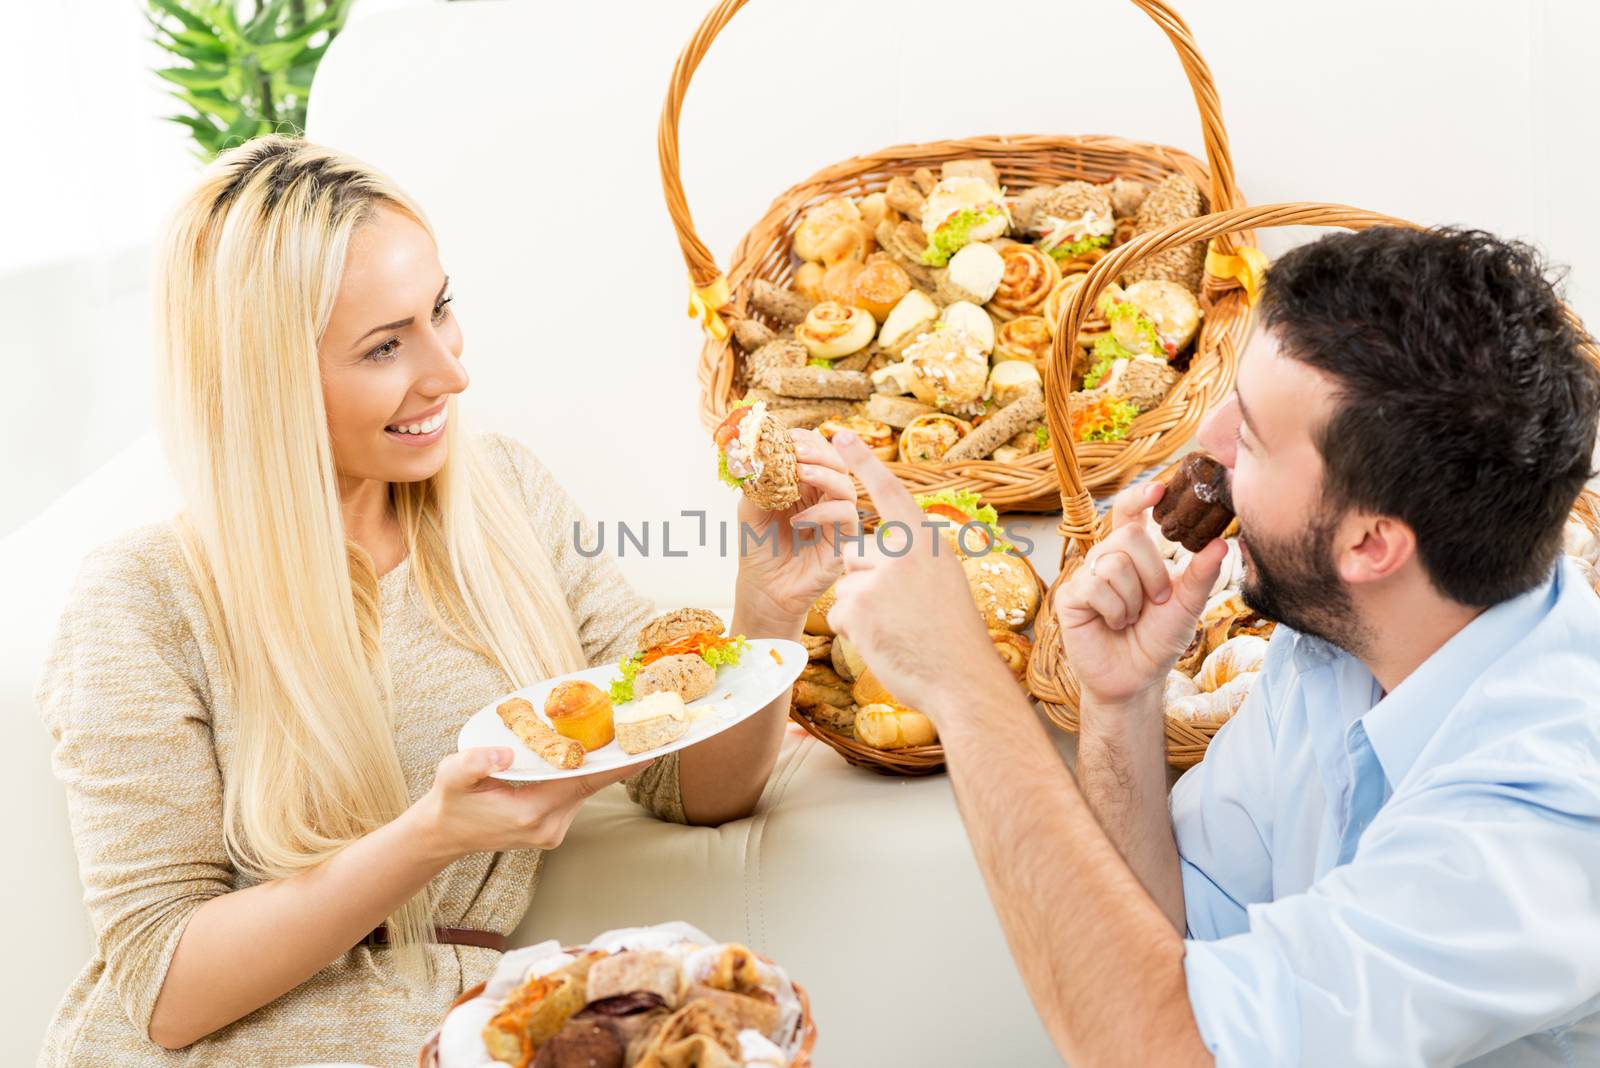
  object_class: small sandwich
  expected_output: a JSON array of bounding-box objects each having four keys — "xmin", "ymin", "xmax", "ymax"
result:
[
  {"xmin": 615, "ymin": 691, "xmax": 690, "ymax": 755},
  {"xmin": 1083, "ymin": 280, "xmax": 1202, "ymax": 391},
  {"xmin": 610, "ymin": 608, "xmax": 750, "ymax": 704},
  {"xmin": 913, "ymin": 488, "xmax": 1013, "ymax": 555},
  {"xmin": 713, "ymin": 400, "xmax": 801, "ymax": 511},
  {"xmin": 1028, "ymin": 181, "xmax": 1115, "ymax": 266},
  {"xmin": 919, "ymin": 176, "xmax": 1012, "ymax": 267}
]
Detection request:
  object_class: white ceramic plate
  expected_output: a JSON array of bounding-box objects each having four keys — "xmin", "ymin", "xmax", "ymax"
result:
[{"xmin": 458, "ymin": 638, "xmax": 808, "ymax": 781}]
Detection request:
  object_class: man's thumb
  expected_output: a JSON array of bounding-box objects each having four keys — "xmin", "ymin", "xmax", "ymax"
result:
[{"xmin": 1174, "ymin": 539, "xmax": 1227, "ymax": 615}]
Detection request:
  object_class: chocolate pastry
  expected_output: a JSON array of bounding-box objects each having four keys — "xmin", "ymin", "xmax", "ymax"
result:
[
  {"xmin": 533, "ymin": 1018, "xmax": 624, "ymax": 1068},
  {"xmin": 1154, "ymin": 453, "xmax": 1234, "ymax": 551}
]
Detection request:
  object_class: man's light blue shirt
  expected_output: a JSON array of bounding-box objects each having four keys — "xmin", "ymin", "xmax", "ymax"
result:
[{"xmin": 1173, "ymin": 558, "xmax": 1600, "ymax": 1066}]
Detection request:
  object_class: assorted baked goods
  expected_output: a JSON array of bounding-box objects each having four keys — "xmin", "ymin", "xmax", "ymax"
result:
[
  {"xmin": 722, "ymin": 160, "xmax": 1209, "ymax": 463},
  {"xmin": 487, "ymin": 610, "xmax": 759, "ymax": 773},
  {"xmin": 430, "ymin": 922, "xmax": 810, "ymax": 1068}
]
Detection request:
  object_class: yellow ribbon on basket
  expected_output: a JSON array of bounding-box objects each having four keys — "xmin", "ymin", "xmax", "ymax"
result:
[
  {"xmin": 1205, "ymin": 242, "xmax": 1270, "ymax": 305},
  {"xmin": 687, "ymin": 275, "xmax": 732, "ymax": 341}
]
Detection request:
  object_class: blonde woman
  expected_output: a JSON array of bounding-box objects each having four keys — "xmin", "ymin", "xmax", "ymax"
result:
[{"xmin": 34, "ymin": 136, "xmax": 858, "ymax": 1065}]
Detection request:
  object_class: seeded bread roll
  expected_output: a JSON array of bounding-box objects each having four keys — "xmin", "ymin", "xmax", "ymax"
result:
[
  {"xmin": 749, "ymin": 279, "xmax": 815, "ymax": 326},
  {"xmin": 962, "ymin": 551, "xmax": 1041, "ymax": 631},
  {"xmin": 732, "ymin": 318, "xmax": 776, "ymax": 353},
  {"xmin": 942, "ymin": 390, "xmax": 1046, "ymax": 461},
  {"xmin": 634, "ymin": 653, "xmax": 715, "ymax": 704},
  {"xmin": 1122, "ymin": 173, "xmax": 1207, "ymax": 292},
  {"xmin": 638, "ymin": 608, "xmax": 724, "ymax": 651},
  {"xmin": 762, "ymin": 366, "xmax": 874, "ymax": 399}
]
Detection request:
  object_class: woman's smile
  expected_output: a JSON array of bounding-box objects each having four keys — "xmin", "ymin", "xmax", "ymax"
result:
[{"xmin": 384, "ymin": 400, "xmax": 448, "ymax": 447}]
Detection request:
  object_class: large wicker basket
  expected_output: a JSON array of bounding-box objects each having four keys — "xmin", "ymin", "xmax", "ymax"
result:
[
  {"xmin": 789, "ymin": 539, "xmax": 1050, "ymax": 777},
  {"xmin": 1026, "ymin": 202, "xmax": 1600, "ymax": 769},
  {"xmin": 418, "ymin": 966, "xmax": 818, "ymax": 1067},
  {"xmin": 659, "ymin": 0, "xmax": 1254, "ymax": 515}
]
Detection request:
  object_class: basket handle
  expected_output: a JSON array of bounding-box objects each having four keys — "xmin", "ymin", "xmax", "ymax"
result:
[
  {"xmin": 1043, "ymin": 203, "xmax": 1421, "ymax": 568},
  {"xmin": 658, "ymin": 0, "xmax": 1246, "ymax": 334}
]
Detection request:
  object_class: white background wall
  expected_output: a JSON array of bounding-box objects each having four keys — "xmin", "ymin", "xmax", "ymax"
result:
[
  {"xmin": 3, "ymin": 1, "xmax": 1600, "ymax": 1062},
  {"xmin": 2, "ymin": 0, "xmax": 1599, "ymax": 539}
]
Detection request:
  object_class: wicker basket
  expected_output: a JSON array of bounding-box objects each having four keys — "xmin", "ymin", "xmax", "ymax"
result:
[
  {"xmin": 790, "ymin": 542, "xmax": 1049, "ymax": 776},
  {"xmin": 660, "ymin": 0, "xmax": 1254, "ymax": 515},
  {"xmin": 1026, "ymin": 201, "xmax": 1600, "ymax": 769},
  {"xmin": 418, "ymin": 966, "xmax": 818, "ymax": 1067}
]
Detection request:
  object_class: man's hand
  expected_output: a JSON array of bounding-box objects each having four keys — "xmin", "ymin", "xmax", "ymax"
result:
[
  {"xmin": 822, "ymin": 431, "xmax": 1013, "ymax": 722},
  {"xmin": 1056, "ymin": 481, "xmax": 1226, "ymax": 709}
]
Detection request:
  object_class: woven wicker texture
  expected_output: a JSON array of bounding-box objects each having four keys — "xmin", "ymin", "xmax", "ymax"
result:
[{"xmin": 660, "ymin": 0, "xmax": 1252, "ymax": 515}]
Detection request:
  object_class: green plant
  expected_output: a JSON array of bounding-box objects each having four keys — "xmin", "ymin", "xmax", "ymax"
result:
[{"xmin": 147, "ymin": 0, "xmax": 354, "ymax": 160}]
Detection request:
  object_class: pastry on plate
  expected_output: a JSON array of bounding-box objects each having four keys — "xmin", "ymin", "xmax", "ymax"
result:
[
  {"xmin": 713, "ymin": 400, "xmax": 801, "ymax": 511},
  {"xmin": 544, "ymin": 680, "xmax": 615, "ymax": 752},
  {"xmin": 497, "ymin": 697, "xmax": 586, "ymax": 770},
  {"xmin": 614, "ymin": 691, "xmax": 690, "ymax": 755}
]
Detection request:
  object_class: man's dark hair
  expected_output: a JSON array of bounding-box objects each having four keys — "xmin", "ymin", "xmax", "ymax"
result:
[{"xmin": 1260, "ymin": 226, "xmax": 1600, "ymax": 607}]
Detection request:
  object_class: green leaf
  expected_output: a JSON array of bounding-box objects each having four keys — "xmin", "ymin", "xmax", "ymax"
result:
[
  {"xmin": 146, "ymin": 0, "xmax": 218, "ymax": 38},
  {"xmin": 254, "ymin": 39, "xmax": 311, "ymax": 73},
  {"xmin": 164, "ymin": 112, "xmax": 225, "ymax": 154},
  {"xmin": 171, "ymin": 88, "xmax": 242, "ymax": 124},
  {"xmin": 244, "ymin": 0, "xmax": 290, "ymax": 42},
  {"xmin": 155, "ymin": 64, "xmax": 232, "ymax": 90}
]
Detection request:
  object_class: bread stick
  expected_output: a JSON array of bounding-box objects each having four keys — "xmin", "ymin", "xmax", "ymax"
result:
[{"xmin": 496, "ymin": 697, "xmax": 584, "ymax": 770}]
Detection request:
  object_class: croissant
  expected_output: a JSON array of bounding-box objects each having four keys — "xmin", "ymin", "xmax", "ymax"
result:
[
  {"xmin": 1166, "ymin": 670, "xmax": 1258, "ymax": 724},
  {"xmin": 1195, "ymin": 635, "xmax": 1269, "ymax": 693}
]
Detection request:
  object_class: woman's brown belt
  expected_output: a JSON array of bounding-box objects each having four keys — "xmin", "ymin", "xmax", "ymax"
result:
[{"xmin": 362, "ymin": 925, "xmax": 507, "ymax": 952}]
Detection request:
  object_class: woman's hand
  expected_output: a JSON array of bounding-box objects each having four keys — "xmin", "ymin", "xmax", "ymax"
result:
[
  {"xmin": 820, "ymin": 432, "xmax": 1011, "ymax": 724},
  {"xmin": 733, "ymin": 428, "xmax": 860, "ymax": 633},
  {"xmin": 411, "ymin": 747, "xmax": 650, "ymax": 861},
  {"xmin": 1053, "ymin": 482, "xmax": 1225, "ymax": 709}
]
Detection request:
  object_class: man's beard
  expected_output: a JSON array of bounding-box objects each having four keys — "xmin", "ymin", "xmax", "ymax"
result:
[{"xmin": 1238, "ymin": 505, "xmax": 1368, "ymax": 656}]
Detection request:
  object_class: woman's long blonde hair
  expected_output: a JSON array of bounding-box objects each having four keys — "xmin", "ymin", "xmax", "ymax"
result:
[{"xmin": 154, "ymin": 136, "xmax": 587, "ymax": 966}]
